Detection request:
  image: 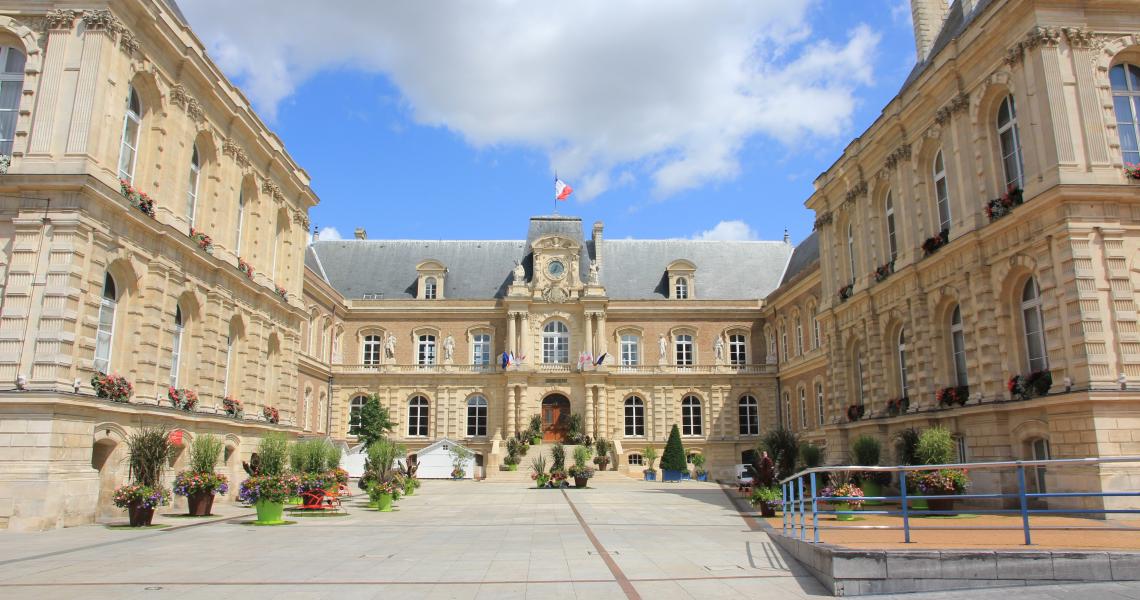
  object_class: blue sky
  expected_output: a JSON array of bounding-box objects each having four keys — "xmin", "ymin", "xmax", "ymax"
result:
[{"xmin": 180, "ymin": 1, "xmax": 917, "ymax": 244}]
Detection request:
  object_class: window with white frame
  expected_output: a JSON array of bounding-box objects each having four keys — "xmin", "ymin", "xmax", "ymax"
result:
[
  {"xmin": 94, "ymin": 273, "xmax": 118, "ymax": 374},
  {"xmin": 795, "ymin": 320, "xmax": 804, "ymax": 356},
  {"xmin": 738, "ymin": 395, "xmax": 759, "ymax": 435},
  {"xmin": 170, "ymin": 305, "xmax": 184, "ymax": 387},
  {"xmin": 854, "ymin": 350, "xmax": 865, "ymax": 407},
  {"xmin": 408, "ymin": 396, "xmax": 429, "ymax": 436},
  {"xmin": 780, "ymin": 328, "xmax": 788, "ymax": 361},
  {"xmin": 624, "ymin": 396, "xmax": 645, "ymax": 437},
  {"xmin": 675, "ymin": 277, "xmax": 688, "ymax": 299},
  {"xmin": 472, "ymin": 333, "xmax": 491, "ymax": 367},
  {"xmin": 1021, "ymin": 277, "xmax": 1048, "ymax": 372},
  {"xmin": 117, "ymin": 87, "xmax": 142, "ymax": 183},
  {"xmin": 729, "ymin": 333, "xmax": 747, "ymax": 365},
  {"xmin": 783, "ymin": 392, "xmax": 791, "ymax": 428},
  {"xmin": 813, "ymin": 311, "xmax": 821, "ymax": 350},
  {"xmin": 681, "ymin": 395, "xmax": 702, "ymax": 436},
  {"xmin": 885, "ymin": 190, "xmax": 898, "ymax": 261},
  {"xmin": 950, "ymin": 305, "xmax": 968, "ymax": 386},
  {"xmin": 222, "ymin": 334, "xmax": 234, "ymax": 397},
  {"xmin": 628, "ymin": 453, "xmax": 644, "ymax": 466},
  {"xmin": 235, "ymin": 189, "xmax": 245, "ymax": 255},
  {"xmin": 933, "ymin": 150, "xmax": 951, "ymax": 233},
  {"xmin": 417, "ymin": 334, "xmax": 437, "ymax": 366},
  {"xmin": 542, "ymin": 321, "xmax": 570, "ymax": 364},
  {"xmin": 620, "ymin": 334, "xmax": 639, "ymax": 367},
  {"xmin": 187, "ymin": 145, "xmax": 201, "ymax": 225},
  {"xmin": 362, "ymin": 334, "xmax": 382, "ymax": 366},
  {"xmin": 467, "ymin": 395, "xmax": 487, "ymax": 437},
  {"xmin": 1112, "ymin": 63, "xmax": 1140, "ymax": 166},
  {"xmin": 348, "ymin": 395, "xmax": 367, "ymax": 435},
  {"xmin": 997, "ymin": 95, "xmax": 1024, "ymax": 190},
  {"xmin": 815, "ymin": 382, "xmax": 825, "ymax": 427},
  {"xmin": 674, "ymin": 333, "xmax": 693, "ymax": 366},
  {"xmin": 423, "ymin": 277, "xmax": 437, "ymax": 300},
  {"xmin": 1032, "ymin": 437, "xmax": 1050, "ymax": 493},
  {"xmin": 898, "ymin": 328, "xmax": 909, "ymax": 398},
  {"xmin": 0, "ymin": 46, "xmax": 25, "ymax": 156},
  {"xmin": 847, "ymin": 223, "xmax": 857, "ymax": 285},
  {"xmin": 799, "ymin": 387, "xmax": 807, "ymax": 429}
]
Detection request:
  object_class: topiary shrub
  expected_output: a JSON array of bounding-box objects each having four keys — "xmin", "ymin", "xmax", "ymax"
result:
[
  {"xmin": 916, "ymin": 426, "xmax": 956, "ymax": 465},
  {"xmin": 851, "ymin": 435, "xmax": 881, "ymax": 466},
  {"xmin": 551, "ymin": 443, "xmax": 566, "ymax": 473},
  {"xmin": 660, "ymin": 424, "xmax": 687, "ymax": 472},
  {"xmin": 761, "ymin": 428, "xmax": 800, "ymax": 480},
  {"xmin": 799, "ymin": 443, "xmax": 824, "ymax": 469}
]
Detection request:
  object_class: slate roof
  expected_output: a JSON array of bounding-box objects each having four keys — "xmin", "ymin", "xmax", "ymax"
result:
[
  {"xmin": 777, "ymin": 231, "xmax": 819, "ymax": 287},
  {"xmin": 162, "ymin": 0, "xmax": 188, "ymax": 25},
  {"xmin": 899, "ymin": 0, "xmax": 993, "ymax": 92},
  {"xmin": 307, "ymin": 216, "xmax": 795, "ymax": 301}
]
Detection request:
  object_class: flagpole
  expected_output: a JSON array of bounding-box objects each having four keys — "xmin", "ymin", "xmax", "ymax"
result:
[{"xmin": 553, "ymin": 172, "xmax": 558, "ymax": 215}]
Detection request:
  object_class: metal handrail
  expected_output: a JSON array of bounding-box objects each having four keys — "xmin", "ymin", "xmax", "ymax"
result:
[{"xmin": 774, "ymin": 456, "xmax": 1140, "ymax": 545}]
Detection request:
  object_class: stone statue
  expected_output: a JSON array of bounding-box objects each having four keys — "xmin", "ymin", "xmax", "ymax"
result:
[
  {"xmin": 588, "ymin": 260, "xmax": 600, "ymax": 284},
  {"xmin": 443, "ymin": 335, "xmax": 455, "ymax": 361},
  {"xmin": 512, "ymin": 260, "xmax": 525, "ymax": 283},
  {"xmin": 385, "ymin": 333, "xmax": 396, "ymax": 359},
  {"xmin": 714, "ymin": 337, "xmax": 725, "ymax": 362},
  {"xmin": 658, "ymin": 334, "xmax": 667, "ymax": 358}
]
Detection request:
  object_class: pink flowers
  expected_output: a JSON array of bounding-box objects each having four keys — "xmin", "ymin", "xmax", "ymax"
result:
[
  {"xmin": 92, "ymin": 373, "xmax": 132, "ymax": 402},
  {"xmin": 118, "ymin": 179, "xmax": 156, "ymax": 218},
  {"xmin": 262, "ymin": 406, "xmax": 280, "ymax": 424},
  {"xmin": 189, "ymin": 227, "xmax": 214, "ymax": 253},
  {"xmin": 167, "ymin": 387, "xmax": 198, "ymax": 411}
]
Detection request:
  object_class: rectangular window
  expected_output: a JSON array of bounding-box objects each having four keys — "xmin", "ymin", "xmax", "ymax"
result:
[
  {"xmin": 674, "ymin": 335, "xmax": 693, "ymax": 367},
  {"xmin": 956, "ymin": 436, "xmax": 967, "ymax": 463},
  {"xmin": 738, "ymin": 398, "xmax": 759, "ymax": 435},
  {"xmin": 624, "ymin": 401, "xmax": 645, "ymax": 437},
  {"xmin": 363, "ymin": 335, "xmax": 381, "ymax": 366},
  {"xmin": 223, "ymin": 335, "xmax": 233, "ymax": 397},
  {"xmin": 473, "ymin": 334, "xmax": 491, "ymax": 367},
  {"xmin": 799, "ymin": 388, "xmax": 807, "ymax": 429},
  {"xmin": 620, "ymin": 334, "xmax": 639, "ymax": 367},
  {"xmin": 417, "ymin": 335, "xmax": 436, "ymax": 366},
  {"xmin": 682, "ymin": 400, "xmax": 702, "ymax": 436},
  {"xmin": 816, "ymin": 383, "xmax": 825, "ymax": 427},
  {"xmin": 94, "ymin": 298, "xmax": 116, "ymax": 374},
  {"xmin": 467, "ymin": 401, "xmax": 487, "ymax": 437},
  {"xmin": 813, "ymin": 318, "xmax": 821, "ymax": 350},
  {"xmin": 729, "ymin": 334, "xmax": 747, "ymax": 365},
  {"xmin": 170, "ymin": 323, "xmax": 182, "ymax": 387}
]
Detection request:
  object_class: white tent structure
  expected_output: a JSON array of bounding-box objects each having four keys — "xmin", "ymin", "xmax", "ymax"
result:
[
  {"xmin": 342, "ymin": 443, "xmax": 367, "ymax": 479},
  {"xmin": 414, "ymin": 438, "xmax": 477, "ymax": 479}
]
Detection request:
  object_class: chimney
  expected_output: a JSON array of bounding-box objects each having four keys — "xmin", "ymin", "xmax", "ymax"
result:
[
  {"xmin": 592, "ymin": 221, "xmax": 604, "ymax": 264},
  {"xmin": 910, "ymin": 0, "xmax": 949, "ymax": 62},
  {"xmin": 354, "ymin": 228, "xmax": 367, "ymax": 240}
]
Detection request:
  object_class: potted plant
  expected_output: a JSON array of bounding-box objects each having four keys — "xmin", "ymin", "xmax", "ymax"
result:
[
  {"xmin": 359, "ymin": 437, "xmax": 404, "ymax": 512},
  {"xmin": 528, "ymin": 415, "xmax": 543, "ymax": 445},
  {"xmin": 851, "ymin": 435, "xmax": 888, "ymax": 506},
  {"xmin": 113, "ymin": 426, "xmax": 174, "ymax": 526},
  {"xmin": 660, "ymin": 425, "xmax": 687, "ymax": 482},
  {"xmin": 799, "ymin": 443, "xmax": 824, "ymax": 470},
  {"xmin": 167, "ymin": 387, "xmax": 198, "ymax": 411},
  {"xmin": 504, "ymin": 436, "xmax": 523, "ymax": 471},
  {"xmin": 289, "ymin": 438, "xmax": 341, "ymax": 509},
  {"xmin": 936, "ymin": 385, "xmax": 969, "ymax": 407},
  {"xmin": 369, "ymin": 479, "xmax": 398, "ymax": 512},
  {"xmin": 262, "ymin": 406, "xmax": 280, "ymax": 424},
  {"xmin": 913, "ymin": 426, "xmax": 969, "ymax": 513},
  {"xmin": 750, "ymin": 486, "xmax": 782, "ymax": 518},
  {"xmin": 1008, "ymin": 370, "xmax": 1052, "ymax": 400},
  {"xmin": 173, "ymin": 434, "xmax": 228, "ymax": 516},
  {"xmin": 820, "ymin": 480, "xmax": 864, "ymax": 521},
  {"xmin": 223, "ymin": 396, "xmax": 243, "ymax": 417},
  {"xmin": 91, "ymin": 373, "xmax": 132, "ymax": 403},
  {"xmin": 530, "ymin": 456, "xmax": 549, "ymax": 488},
  {"xmin": 550, "ymin": 469, "xmax": 568, "ymax": 488},
  {"xmin": 761, "ymin": 428, "xmax": 801, "ymax": 480},
  {"xmin": 886, "ymin": 397, "xmax": 910, "ymax": 416},
  {"xmin": 449, "ymin": 444, "xmax": 471, "ymax": 479},
  {"xmin": 398, "ymin": 457, "xmax": 418, "ymax": 496},
  {"xmin": 569, "ymin": 445, "xmax": 594, "ymax": 488},
  {"xmin": 642, "ymin": 446, "xmax": 658, "ymax": 481},
  {"xmin": 550, "ymin": 442, "xmax": 566, "ymax": 475},
  {"xmin": 593, "ymin": 438, "xmax": 612, "ymax": 471},
  {"xmin": 691, "ymin": 453, "xmax": 708, "ymax": 481},
  {"xmin": 238, "ymin": 433, "xmax": 297, "ymax": 524}
]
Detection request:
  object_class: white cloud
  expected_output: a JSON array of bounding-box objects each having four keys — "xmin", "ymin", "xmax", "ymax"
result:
[
  {"xmin": 180, "ymin": 1, "xmax": 880, "ymax": 198},
  {"xmin": 308, "ymin": 226, "xmax": 343, "ymax": 243},
  {"xmin": 692, "ymin": 220, "xmax": 758, "ymax": 241}
]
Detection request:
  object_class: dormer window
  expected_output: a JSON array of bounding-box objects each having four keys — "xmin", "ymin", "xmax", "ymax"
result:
[
  {"xmin": 667, "ymin": 259, "xmax": 697, "ymax": 300},
  {"xmin": 675, "ymin": 278, "xmax": 688, "ymax": 299},
  {"xmin": 424, "ymin": 277, "xmax": 437, "ymax": 300},
  {"xmin": 416, "ymin": 260, "xmax": 446, "ymax": 300}
]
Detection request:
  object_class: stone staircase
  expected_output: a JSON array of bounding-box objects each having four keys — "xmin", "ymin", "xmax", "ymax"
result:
[{"xmin": 484, "ymin": 442, "xmax": 636, "ymax": 482}]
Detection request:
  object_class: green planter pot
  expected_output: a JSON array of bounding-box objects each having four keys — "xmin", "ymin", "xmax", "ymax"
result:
[
  {"xmin": 254, "ymin": 500, "xmax": 285, "ymax": 524},
  {"xmin": 506, "ymin": 463, "xmax": 518, "ymax": 471},
  {"xmin": 404, "ymin": 484, "xmax": 415, "ymax": 496},
  {"xmin": 833, "ymin": 502, "xmax": 855, "ymax": 521},
  {"xmin": 860, "ymin": 479, "xmax": 884, "ymax": 506},
  {"xmin": 910, "ymin": 498, "xmax": 929, "ymax": 510},
  {"xmin": 376, "ymin": 492, "xmax": 393, "ymax": 512},
  {"xmin": 531, "ymin": 436, "xmax": 542, "ymax": 446}
]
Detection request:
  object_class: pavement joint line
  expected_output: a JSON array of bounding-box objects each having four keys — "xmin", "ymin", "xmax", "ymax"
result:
[
  {"xmin": 0, "ymin": 574, "xmax": 803, "ymax": 587},
  {"xmin": 719, "ymin": 484, "xmax": 766, "ymax": 532},
  {"xmin": 560, "ymin": 489, "xmax": 641, "ymax": 600}
]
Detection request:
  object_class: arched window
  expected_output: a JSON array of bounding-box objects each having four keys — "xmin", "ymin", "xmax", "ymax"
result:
[
  {"xmin": 408, "ymin": 396, "xmax": 429, "ymax": 437},
  {"xmin": 815, "ymin": 382, "xmax": 825, "ymax": 427},
  {"xmin": 170, "ymin": 305, "xmax": 184, "ymax": 387},
  {"xmin": 897, "ymin": 328, "xmax": 909, "ymax": 398},
  {"xmin": 186, "ymin": 145, "xmax": 201, "ymax": 224},
  {"xmin": 466, "ymin": 396, "xmax": 487, "ymax": 437},
  {"xmin": 472, "ymin": 333, "xmax": 491, "ymax": 366},
  {"xmin": 729, "ymin": 333, "xmax": 747, "ymax": 365},
  {"xmin": 674, "ymin": 333, "xmax": 693, "ymax": 366},
  {"xmin": 117, "ymin": 86, "xmax": 142, "ymax": 183},
  {"xmin": 542, "ymin": 321, "xmax": 569, "ymax": 364},
  {"xmin": 799, "ymin": 387, "xmax": 807, "ymax": 429},
  {"xmin": 423, "ymin": 277, "xmax": 437, "ymax": 300},
  {"xmin": 620, "ymin": 334, "xmax": 639, "ymax": 367},
  {"xmin": 348, "ymin": 395, "xmax": 367, "ymax": 435},
  {"xmin": 93, "ymin": 273, "xmax": 117, "ymax": 373},
  {"xmin": 1021, "ymin": 277, "xmax": 1048, "ymax": 372},
  {"xmin": 270, "ymin": 212, "xmax": 282, "ymax": 280},
  {"xmin": 794, "ymin": 319, "xmax": 804, "ymax": 356},
  {"xmin": 624, "ymin": 396, "xmax": 645, "ymax": 437},
  {"xmin": 0, "ymin": 46, "xmax": 25, "ymax": 156},
  {"xmin": 812, "ymin": 308, "xmax": 821, "ymax": 350},
  {"xmin": 1111, "ymin": 63, "xmax": 1140, "ymax": 166},
  {"xmin": 362, "ymin": 334, "xmax": 382, "ymax": 366},
  {"xmin": 779, "ymin": 327, "xmax": 788, "ymax": 361},
  {"xmin": 933, "ymin": 150, "xmax": 951, "ymax": 233},
  {"xmin": 783, "ymin": 392, "xmax": 791, "ymax": 428},
  {"xmin": 681, "ymin": 395, "xmax": 702, "ymax": 436},
  {"xmin": 846, "ymin": 223, "xmax": 857, "ymax": 285},
  {"xmin": 950, "ymin": 305, "xmax": 968, "ymax": 386},
  {"xmin": 235, "ymin": 189, "xmax": 245, "ymax": 255},
  {"xmin": 222, "ymin": 327, "xmax": 238, "ymax": 397},
  {"xmin": 997, "ymin": 94, "xmax": 1024, "ymax": 190},
  {"xmin": 675, "ymin": 277, "xmax": 688, "ymax": 299},
  {"xmin": 884, "ymin": 190, "xmax": 898, "ymax": 261},
  {"xmin": 417, "ymin": 334, "xmax": 437, "ymax": 366},
  {"xmin": 738, "ymin": 395, "xmax": 759, "ymax": 435}
]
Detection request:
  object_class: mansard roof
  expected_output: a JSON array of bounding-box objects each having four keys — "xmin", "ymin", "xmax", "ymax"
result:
[{"xmin": 778, "ymin": 231, "xmax": 819, "ymax": 287}]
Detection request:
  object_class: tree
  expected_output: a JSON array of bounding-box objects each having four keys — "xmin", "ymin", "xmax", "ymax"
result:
[
  {"xmin": 761, "ymin": 427, "xmax": 800, "ymax": 480},
  {"xmin": 660, "ymin": 424, "xmax": 688, "ymax": 472},
  {"xmin": 350, "ymin": 394, "xmax": 393, "ymax": 449}
]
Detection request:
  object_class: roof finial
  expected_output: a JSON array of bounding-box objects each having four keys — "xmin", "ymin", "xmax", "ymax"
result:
[
  {"xmin": 312, "ymin": 224, "xmax": 319, "ymax": 242},
  {"xmin": 783, "ymin": 228, "xmax": 790, "ymax": 244}
]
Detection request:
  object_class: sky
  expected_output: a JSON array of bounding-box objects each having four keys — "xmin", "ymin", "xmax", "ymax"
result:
[{"xmin": 178, "ymin": 0, "xmax": 918, "ymax": 245}]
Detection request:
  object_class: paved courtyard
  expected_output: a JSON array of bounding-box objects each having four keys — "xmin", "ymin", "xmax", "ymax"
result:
[{"xmin": 1, "ymin": 480, "xmax": 1139, "ymax": 599}]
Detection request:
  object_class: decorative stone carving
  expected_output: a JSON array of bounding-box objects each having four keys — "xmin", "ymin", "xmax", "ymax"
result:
[
  {"xmin": 658, "ymin": 334, "xmax": 668, "ymax": 360},
  {"xmin": 934, "ymin": 93, "xmax": 969, "ymax": 126},
  {"xmin": 118, "ymin": 29, "xmax": 139, "ymax": 54},
  {"xmin": 813, "ymin": 212, "xmax": 833, "ymax": 230},
  {"xmin": 45, "ymin": 9, "xmax": 80, "ymax": 30},
  {"xmin": 1061, "ymin": 27, "xmax": 1099, "ymax": 49},
  {"xmin": 844, "ymin": 180, "xmax": 868, "ymax": 204},
  {"xmin": 541, "ymin": 286, "xmax": 569, "ymax": 304},
  {"xmin": 292, "ymin": 210, "xmax": 310, "ymax": 229},
  {"xmin": 588, "ymin": 260, "xmax": 600, "ymax": 284},
  {"xmin": 384, "ymin": 333, "xmax": 396, "ymax": 359},
  {"xmin": 223, "ymin": 138, "xmax": 250, "ymax": 168},
  {"xmin": 1005, "ymin": 26, "xmax": 1063, "ymax": 65},
  {"xmin": 513, "ymin": 260, "xmax": 526, "ymax": 284},
  {"xmin": 81, "ymin": 9, "xmax": 118, "ymax": 31},
  {"xmin": 262, "ymin": 180, "xmax": 284, "ymax": 202},
  {"xmin": 883, "ymin": 144, "xmax": 913, "ymax": 170},
  {"xmin": 714, "ymin": 337, "xmax": 724, "ymax": 364},
  {"xmin": 443, "ymin": 335, "xmax": 455, "ymax": 363}
]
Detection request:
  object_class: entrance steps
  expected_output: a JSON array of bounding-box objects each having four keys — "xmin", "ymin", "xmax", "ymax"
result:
[{"xmin": 483, "ymin": 442, "xmax": 634, "ymax": 482}]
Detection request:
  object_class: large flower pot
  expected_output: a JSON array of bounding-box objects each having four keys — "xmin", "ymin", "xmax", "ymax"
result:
[
  {"xmin": 928, "ymin": 497, "xmax": 956, "ymax": 515},
  {"xmin": 644, "ymin": 471, "xmax": 656, "ymax": 481},
  {"xmin": 531, "ymin": 436, "xmax": 542, "ymax": 446},
  {"xmin": 859, "ymin": 479, "xmax": 883, "ymax": 506},
  {"xmin": 662, "ymin": 469, "xmax": 684, "ymax": 482},
  {"xmin": 127, "ymin": 502, "xmax": 155, "ymax": 527},
  {"xmin": 506, "ymin": 464, "xmax": 518, "ymax": 471},
  {"xmin": 574, "ymin": 476, "xmax": 588, "ymax": 488},
  {"xmin": 376, "ymin": 492, "xmax": 393, "ymax": 512},
  {"xmin": 759, "ymin": 504, "xmax": 776, "ymax": 518},
  {"xmin": 696, "ymin": 473, "xmax": 708, "ymax": 482},
  {"xmin": 254, "ymin": 500, "xmax": 285, "ymax": 524},
  {"xmin": 404, "ymin": 484, "xmax": 415, "ymax": 496},
  {"xmin": 909, "ymin": 498, "xmax": 929, "ymax": 511},
  {"xmin": 187, "ymin": 491, "xmax": 215, "ymax": 516},
  {"xmin": 833, "ymin": 502, "xmax": 855, "ymax": 521},
  {"xmin": 682, "ymin": 472, "xmax": 691, "ymax": 481}
]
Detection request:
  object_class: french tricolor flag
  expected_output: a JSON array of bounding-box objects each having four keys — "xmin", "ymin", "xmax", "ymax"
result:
[{"xmin": 555, "ymin": 177, "xmax": 573, "ymax": 201}]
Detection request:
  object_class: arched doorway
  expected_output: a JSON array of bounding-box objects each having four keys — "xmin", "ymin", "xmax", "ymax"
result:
[
  {"xmin": 541, "ymin": 394, "xmax": 571, "ymax": 442},
  {"xmin": 91, "ymin": 437, "xmax": 123, "ymax": 521}
]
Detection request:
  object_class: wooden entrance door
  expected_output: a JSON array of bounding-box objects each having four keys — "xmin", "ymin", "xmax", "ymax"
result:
[{"xmin": 541, "ymin": 395, "xmax": 570, "ymax": 442}]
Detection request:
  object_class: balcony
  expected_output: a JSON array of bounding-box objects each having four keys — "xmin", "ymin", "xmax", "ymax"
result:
[{"xmin": 332, "ymin": 363, "xmax": 777, "ymax": 376}]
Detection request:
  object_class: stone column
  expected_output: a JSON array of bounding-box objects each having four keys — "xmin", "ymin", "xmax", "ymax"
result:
[
  {"xmin": 28, "ymin": 20, "xmax": 73, "ymax": 155},
  {"xmin": 597, "ymin": 312, "xmax": 608, "ymax": 356},
  {"xmin": 519, "ymin": 311, "xmax": 530, "ymax": 361},
  {"xmin": 507, "ymin": 312, "xmax": 517, "ymax": 355},
  {"xmin": 585, "ymin": 312, "xmax": 594, "ymax": 357},
  {"xmin": 67, "ymin": 16, "xmax": 110, "ymax": 154},
  {"xmin": 584, "ymin": 385, "xmax": 596, "ymax": 437}
]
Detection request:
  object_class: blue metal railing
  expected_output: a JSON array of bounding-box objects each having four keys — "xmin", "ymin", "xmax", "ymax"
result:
[{"xmin": 776, "ymin": 456, "xmax": 1140, "ymax": 545}]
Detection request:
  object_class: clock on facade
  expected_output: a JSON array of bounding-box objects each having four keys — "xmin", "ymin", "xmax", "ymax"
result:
[{"xmin": 547, "ymin": 259, "xmax": 566, "ymax": 278}]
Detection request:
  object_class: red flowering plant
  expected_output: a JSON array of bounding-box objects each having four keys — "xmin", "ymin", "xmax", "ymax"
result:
[
  {"xmin": 118, "ymin": 179, "xmax": 156, "ymax": 218},
  {"xmin": 333, "ymin": 467, "xmax": 349, "ymax": 487},
  {"xmin": 922, "ymin": 229, "xmax": 949, "ymax": 256},
  {"xmin": 1124, "ymin": 164, "xmax": 1140, "ymax": 180},
  {"xmin": 113, "ymin": 483, "xmax": 170, "ymax": 509},
  {"xmin": 984, "ymin": 184, "xmax": 1025, "ymax": 222},
  {"xmin": 846, "ymin": 404, "xmax": 866, "ymax": 422},
  {"xmin": 189, "ymin": 227, "xmax": 214, "ymax": 253},
  {"xmin": 238, "ymin": 474, "xmax": 301, "ymax": 504},
  {"xmin": 838, "ymin": 283, "xmax": 854, "ymax": 302},
  {"xmin": 262, "ymin": 406, "xmax": 280, "ymax": 424},
  {"xmin": 167, "ymin": 387, "xmax": 198, "ymax": 411},
  {"xmin": 1008, "ymin": 370, "xmax": 1052, "ymax": 400},
  {"xmin": 223, "ymin": 396, "xmax": 243, "ymax": 417},
  {"xmin": 550, "ymin": 470, "xmax": 568, "ymax": 486},
  {"xmin": 872, "ymin": 261, "xmax": 894, "ymax": 283},
  {"xmin": 913, "ymin": 469, "xmax": 970, "ymax": 495},
  {"xmin": 819, "ymin": 482, "xmax": 864, "ymax": 508},
  {"xmin": 274, "ymin": 284, "xmax": 288, "ymax": 300},
  {"xmin": 91, "ymin": 373, "xmax": 132, "ymax": 403},
  {"xmin": 936, "ymin": 385, "xmax": 969, "ymax": 407},
  {"xmin": 173, "ymin": 471, "xmax": 229, "ymax": 498},
  {"xmin": 886, "ymin": 397, "xmax": 910, "ymax": 416},
  {"xmin": 237, "ymin": 258, "xmax": 254, "ymax": 279}
]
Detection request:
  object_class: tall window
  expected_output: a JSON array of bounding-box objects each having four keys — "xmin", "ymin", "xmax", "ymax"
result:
[
  {"xmin": 270, "ymin": 217, "xmax": 281, "ymax": 280},
  {"xmin": 681, "ymin": 395, "xmax": 702, "ymax": 436},
  {"xmin": 674, "ymin": 333, "xmax": 693, "ymax": 366},
  {"xmin": 624, "ymin": 396, "xmax": 645, "ymax": 437},
  {"xmin": 933, "ymin": 150, "xmax": 951, "ymax": 232},
  {"xmin": 997, "ymin": 94, "xmax": 1024, "ymax": 189},
  {"xmin": 117, "ymin": 87, "xmax": 142, "ymax": 183},
  {"xmin": 0, "ymin": 46, "xmax": 25, "ymax": 156},
  {"xmin": 408, "ymin": 396, "xmax": 429, "ymax": 436},
  {"xmin": 417, "ymin": 334, "xmax": 437, "ymax": 366},
  {"xmin": 222, "ymin": 334, "xmax": 234, "ymax": 397},
  {"xmin": 235, "ymin": 189, "xmax": 245, "ymax": 255},
  {"xmin": 93, "ymin": 273, "xmax": 117, "ymax": 374},
  {"xmin": 795, "ymin": 320, "xmax": 804, "ymax": 356},
  {"xmin": 847, "ymin": 224, "xmax": 857, "ymax": 285},
  {"xmin": 186, "ymin": 145, "xmax": 201, "ymax": 224},
  {"xmin": 675, "ymin": 277, "xmax": 688, "ymax": 299},
  {"xmin": 472, "ymin": 333, "xmax": 491, "ymax": 367},
  {"xmin": 423, "ymin": 277, "xmax": 437, "ymax": 300},
  {"xmin": 348, "ymin": 395, "xmax": 367, "ymax": 435},
  {"xmin": 466, "ymin": 396, "xmax": 487, "ymax": 437},
  {"xmin": 780, "ymin": 328, "xmax": 788, "ymax": 361},
  {"xmin": 1021, "ymin": 277, "xmax": 1048, "ymax": 372},
  {"xmin": 799, "ymin": 387, "xmax": 807, "ymax": 429},
  {"xmin": 542, "ymin": 321, "xmax": 569, "ymax": 364},
  {"xmin": 362, "ymin": 335, "xmax": 382, "ymax": 366},
  {"xmin": 1032, "ymin": 438, "xmax": 1051, "ymax": 493},
  {"xmin": 897, "ymin": 329, "xmax": 909, "ymax": 398},
  {"xmin": 813, "ymin": 310, "xmax": 821, "ymax": 350},
  {"xmin": 783, "ymin": 392, "xmax": 791, "ymax": 428},
  {"xmin": 854, "ymin": 350, "xmax": 865, "ymax": 407},
  {"xmin": 738, "ymin": 395, "xmax": 758, "ymax": 435},
  {"xmin": 950, "ymin": 305, "xmax": 968, "ymax": 386},
  {"xmin": 885, "ymin": 191, "xmax": 898, "ymax": 260},
  {"xmin": 729, "ymin": 334, "xmax": 747, "ymax": 365},
  {"xmin": 170, "ymin": 305, "xmax": 184, "ymax": 387},
  {"xmin": 1112, "ymin": 63, "xmax": 1140, "ymax": 166},
  {"xmin": 620, "ymin": 334, "xmax": 639, "ymax": 367},
  {"xmin": 815, "ymin": 382, "xmax": 825, "ymax": 427}
]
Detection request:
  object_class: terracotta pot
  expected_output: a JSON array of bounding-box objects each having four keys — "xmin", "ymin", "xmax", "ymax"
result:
[
  {"xmin": 127, "ymin": 503, "xmax": 155, "ymax": 527},
  {"xmin": 187, "ymin": 491, "xmax": 215, "ymax": 516},
  {"xmin": 574, "ymin": 476, "xmax": 588, "ymax": 488}
]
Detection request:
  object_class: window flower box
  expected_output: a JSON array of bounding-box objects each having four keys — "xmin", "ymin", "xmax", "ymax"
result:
[
  {"xmin": 1125, "ymin": 164, "xmax": 1140, "ymax": 180},
  {"xmin": 274, "ymin": 284, "xmax": 288, "ymax": 301},
  {"xmin": 167, "ymin": 387, "xmax": 198, "ymax": 411},
  {"xmin": 0, "ymin": 154, "xmax": 10, "ymax": 174},
  {"xmin": 262, "ymin": 406, "xmax": 280, "ymax": 424},
  {"xmin": 936, "ymin": 385, "xmax": 969, "ymax": 407},
  {"xmin": 872, "ymin": 261, "xmax": 894, "ymax": 283},
  {"xmin": 223, "ymin": 396, "xmax": 243, "ymax": 417},
  {"xmin": 92, "ymin": 373, "xmax": 132, "ymax": 403},
  {"xmin": 1008, "ymin": 370, "xmax": 1052, "ymax": 400},
  {"xmin": 838, "ymin": 283, "xmax": 854, "ymax": 303},
  {"xmin": 886, "ymin": 396, "xmax": 909, "ymax": 416},
  {"xmin": 189, "ymin": 227, "xmax": 214, "ymax": 253},
  {"xmin": 846, "ymin": 404, "xmax": 865, "ymax": 422},
  {"xmin": 984, "ymin": 185, "xmax": 1024, "ymax": 222},
  {"xmin": 921, "ymin": 229, "xmax": 949, "ymax": 256},
  {"xmin": 118, "ymin": 179, "xmax": 157, "ymax": 219},
  {"xmin": 237, "ymin": 258, "xmax": 254, "ymax": 279}
]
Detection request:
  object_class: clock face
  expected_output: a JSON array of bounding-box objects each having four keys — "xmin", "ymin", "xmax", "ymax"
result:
[{"xmin": 547, "ymin": 259, "xmax": 566, "ymax": 278}]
